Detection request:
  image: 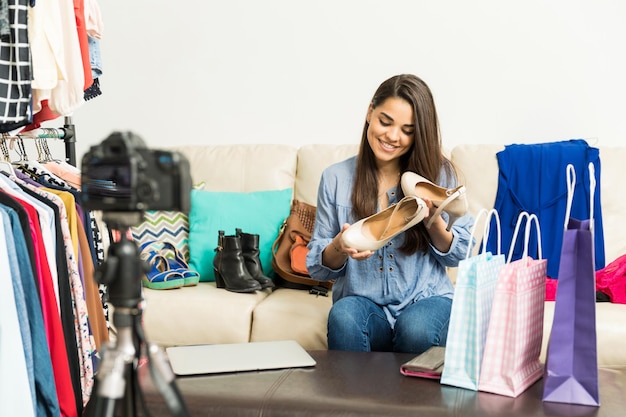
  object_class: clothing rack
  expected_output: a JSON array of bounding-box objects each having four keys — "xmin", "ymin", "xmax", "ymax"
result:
[{"xmin": 1, "ymin": 116, "xmax": 77, "ymax": 166}]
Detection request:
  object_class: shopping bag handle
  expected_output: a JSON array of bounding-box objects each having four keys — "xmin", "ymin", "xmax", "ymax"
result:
[
  {"xmin": 564, "ymin": 164, "xmax": 575, "ymax": 230},
  {"xmin": 564, "ymin": 163, "xmax": 596, "ymax": 233},
  {"xmin": 507, "ymin": 211, "xmax": 542, "ymax": 263},
  {"xmin": 589, "ymin": 162, "xmax": 595, "ymax": 233},
  {"xmin": 465, "ymin": 208, "xmax": 501, "ymax": 259}
]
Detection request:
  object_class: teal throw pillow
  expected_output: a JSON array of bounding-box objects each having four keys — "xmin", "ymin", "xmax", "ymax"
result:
[{"xmin": 188, "ymin": 188, "xmax": 293, "ymax": 282}]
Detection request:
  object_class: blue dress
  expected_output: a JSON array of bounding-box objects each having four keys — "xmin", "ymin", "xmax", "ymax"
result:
[{"xmin": 485, "ymin": 139, "xmax": 605, "ymax": 278}]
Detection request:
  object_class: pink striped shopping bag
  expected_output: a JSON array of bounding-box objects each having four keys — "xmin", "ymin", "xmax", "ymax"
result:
[{"xmin": 478, "ymin": 212, "xmax": 547, "ymax": 397}]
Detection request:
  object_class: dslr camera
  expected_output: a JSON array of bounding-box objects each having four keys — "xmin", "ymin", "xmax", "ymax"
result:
[{"xmin": 81, "ymin": 131, "xmax": 192, "ymax": 213}]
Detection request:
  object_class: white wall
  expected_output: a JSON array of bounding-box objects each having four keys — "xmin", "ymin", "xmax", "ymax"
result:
[{"xmin": 54, "ymin": 0, "xmax": 626, "ymax": 162}]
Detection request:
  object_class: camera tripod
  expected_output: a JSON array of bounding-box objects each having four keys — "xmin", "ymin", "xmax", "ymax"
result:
[{"xmin": 84, "ymin": 212, "xmax": 190, "ymax": 417}]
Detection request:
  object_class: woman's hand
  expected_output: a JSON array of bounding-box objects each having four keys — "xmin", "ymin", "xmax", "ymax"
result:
[
  {"xmin": 337, "ymin": 223, "xmax": 374, "ymax": 261},
  {"xmin": 421, "ymin": 197, "xmax": 454, "ymax": 252},
  {"xmin": 323, "ymin": 224, "xmax": 373, "ymax": 268}
]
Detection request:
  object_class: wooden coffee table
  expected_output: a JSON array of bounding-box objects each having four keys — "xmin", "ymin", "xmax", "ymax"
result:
[{"xmin": 138, "ymin": 350, "xmax": 625, "ymax": 416}]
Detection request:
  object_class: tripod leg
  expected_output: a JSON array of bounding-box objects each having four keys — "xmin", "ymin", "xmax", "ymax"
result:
[
  {"xmin": 134, "ymin": 317, "xmax": 191, "ymax": 417},
  {"xmin": 83, "ymin": 385, "xmax": 117, "ymax": 417},
  {"xmin": 85, "ymin": 228, "xmax": 189, "ymax": 417},
  {"xmin": 84, "ymin": 306, "xmax": 141, "ymax": 417},
  {"xmin": 122, "ymin": 362, "xmax": 138, "ymax": 417}
]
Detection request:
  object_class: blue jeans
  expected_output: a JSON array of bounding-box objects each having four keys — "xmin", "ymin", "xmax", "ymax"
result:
[{"xmin": 327, "ymin": 295, "xmax": 452, "ymax": 354}]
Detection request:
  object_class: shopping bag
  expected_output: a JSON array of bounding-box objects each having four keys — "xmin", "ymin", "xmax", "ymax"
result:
[
  {"xmin": 543, "ymin": 163, "xmax": 600, "ymax": 406},
  {"xmin": 440, "ymin": 209, "xmax": 505, "ymax": 391},
  {"xmin": 478, "ymin": 212, "xmax": 547, "ymax": 397}
]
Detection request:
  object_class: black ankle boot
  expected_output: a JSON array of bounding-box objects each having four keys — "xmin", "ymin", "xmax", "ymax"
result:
[
  {"xmin": 213, "ymin": 231, "xmax": 262, "ymax": 293},
  {"xmin": 236, "ymin": 228, "xmax": 275, "ymax": 290}
]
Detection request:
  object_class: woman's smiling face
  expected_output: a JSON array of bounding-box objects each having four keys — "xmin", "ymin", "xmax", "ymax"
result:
[{"xmin": 366, "ymin": 97, "xmax": 415, "ymax": 165}]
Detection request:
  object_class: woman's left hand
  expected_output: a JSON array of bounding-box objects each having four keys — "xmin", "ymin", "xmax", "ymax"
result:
[{"xmin": 421, "ymin": 197, "xmax": 454, "ymax": 252}]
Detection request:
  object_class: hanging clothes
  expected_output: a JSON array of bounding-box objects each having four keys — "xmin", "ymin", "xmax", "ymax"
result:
[
  {"xmin": 12, "ymin": 166, "xmax": 108, "ymax": 407},
  {"xmin": 2, "ymin": 0, "xmax": 105, "ymax": 131},
  {"xmin": 0, "ymin": 0, "xmax": 32, "ymax": 133},
  {"xmin": 0, "ymin": 184, "xmax": 79, "ymax": 417},
  {"xmin": 9, "ymin": 176, "xmax": 84, "ymax": 415},
  {"xmin": 1, "ymin": 0, "xmax": 107, "ymax": 411},
  {"xmin": 24, "ymin": 182, "xmax": 96, "ymax": 408},
  {"xmin": 1, "ymin": 161, "xmax": 109, "ymax": 415},
  {"xmin": 0, "ymin": 206, "xmax": 36, "ymax": 417},
  {"xmin": 0, "ymin": 198, "xmax": 60, "ymax": 417},
  {"xmin": 38, "ymin": 170, "xmax": 109, "ymax": 325}
]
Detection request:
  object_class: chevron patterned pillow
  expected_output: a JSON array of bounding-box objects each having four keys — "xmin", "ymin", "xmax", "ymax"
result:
[{"xmin": 131, "ymin": 210, "xmax": 190, "ymax": 261}]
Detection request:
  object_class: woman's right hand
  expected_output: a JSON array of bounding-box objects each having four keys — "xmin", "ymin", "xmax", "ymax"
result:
[
  {"xmin": 323, "ymin": 224, "xmax": 373, "ymax": 268},
  {"xmin": 337, "ymin": 223, "xmax": 374, "ymax": 261}
]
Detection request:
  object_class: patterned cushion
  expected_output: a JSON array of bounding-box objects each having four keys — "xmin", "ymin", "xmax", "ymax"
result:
[{"xmin": 131, "ymin": 210, "xmax": 190, "ymax": 261}]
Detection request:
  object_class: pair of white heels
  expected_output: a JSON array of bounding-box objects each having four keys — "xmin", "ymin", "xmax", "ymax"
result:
[{"xmin": 341, "ymin": 172, "xmax": 468, "ymax": 251}]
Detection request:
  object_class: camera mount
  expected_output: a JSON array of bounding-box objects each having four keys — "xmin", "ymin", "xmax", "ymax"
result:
[
  {"xmin": 83, "ymin": 217, "xmax": 190, "ymax": 417},
  {"xmin": 81, "ymin": 132, "xmax": 193, "ymax": 416}
]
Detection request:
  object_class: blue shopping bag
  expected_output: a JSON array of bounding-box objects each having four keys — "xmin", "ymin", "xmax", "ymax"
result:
[{"xmin": 441, "ymin": 209, "xmax": 505, "ymax": 391}]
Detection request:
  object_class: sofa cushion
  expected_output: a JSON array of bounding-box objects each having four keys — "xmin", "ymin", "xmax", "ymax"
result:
[
  {"xmin": 142, "ymin": 283, "xmax": 270, "ymax": 347},
  {"xmin": 295, "ymin": 144, "xmax": 359, "ymax": 205},
  {"xmin": 597, "ymin": 146, "xmax": 626, "ymax": 263},
  {"xmin": 541, "ymin": 301, "xmax": 626, "ymax": 366},
  {"xmin": 188, "ymin": 188, "xmax": 292, "ymax": 282},
  {"xmin": 169, "ymin": 144, "xmax": 298, "ymax": 192},
  {"xmin": 450, "ymin": 144, "xmax": 502, "ymax": 254},
  {"xmin": 250, "ymin": 288, "xmax": 333, "ymax": 350}
]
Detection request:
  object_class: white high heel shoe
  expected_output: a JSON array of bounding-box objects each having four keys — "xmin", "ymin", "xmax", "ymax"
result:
[
  {"xmin": 341, "ymin": 196, "xmax": 427, "ymax": 251},
  {"xmin": 400, "ymin": 172, "xmax": 467, "ymax": 231}
]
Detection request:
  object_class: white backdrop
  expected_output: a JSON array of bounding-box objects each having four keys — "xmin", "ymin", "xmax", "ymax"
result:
[{"xmin": 45, "ymin": 0, "xmax": 626, "ymax": 163}]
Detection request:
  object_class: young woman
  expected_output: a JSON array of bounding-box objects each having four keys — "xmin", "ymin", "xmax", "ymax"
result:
[{"xmin": 306, "ymin": 74, "xmax": 474, "ymax": 354}]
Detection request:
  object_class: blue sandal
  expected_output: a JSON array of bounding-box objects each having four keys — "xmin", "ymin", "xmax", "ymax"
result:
[
  {"xmin": 140, "ymin": 241, "xmax": 200, "ymax": 287},
  {"xmin": 160, "ymin": 241, "xmax": 201, "ymax": 286},
  {"xmin": 142, "ymin": 252, "xmax": 185, "ymax": 290}
]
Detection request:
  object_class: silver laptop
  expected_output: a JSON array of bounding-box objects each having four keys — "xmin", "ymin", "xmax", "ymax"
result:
[{"xmin": 165, "ymin": 340, "xmax": 316, "ymax": 376}]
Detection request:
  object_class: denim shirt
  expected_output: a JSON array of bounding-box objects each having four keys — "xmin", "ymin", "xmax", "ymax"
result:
[{"xmin": 306, "ymin": 156, "xmax": 474, "ymax": 328}]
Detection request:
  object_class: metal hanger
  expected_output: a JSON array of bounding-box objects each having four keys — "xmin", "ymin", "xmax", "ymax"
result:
[{"xmin": 0, "ymin": 135, "xmax": 16, "ymax": 175}]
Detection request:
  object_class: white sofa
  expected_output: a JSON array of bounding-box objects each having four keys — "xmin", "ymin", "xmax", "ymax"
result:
[{"xmin": 139, "ymin": 143, "xmax": 626, "ymax": 366}]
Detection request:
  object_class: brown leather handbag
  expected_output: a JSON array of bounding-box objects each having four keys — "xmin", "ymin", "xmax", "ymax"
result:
[{"xmin": 271, "ymin": 199, "xmax": 333, "ymax": 292}]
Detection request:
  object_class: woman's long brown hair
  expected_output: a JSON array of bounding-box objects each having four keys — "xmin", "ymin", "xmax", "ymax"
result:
[{"xmin": 352, "ymin": 74, "xmax": 456, "ymax": 254}]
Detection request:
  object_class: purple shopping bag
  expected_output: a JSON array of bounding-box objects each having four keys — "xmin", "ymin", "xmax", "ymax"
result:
[{"xmin": 542, "ymin": 164, "xmax": 599, "ymax": 407}]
